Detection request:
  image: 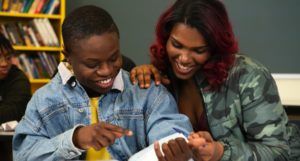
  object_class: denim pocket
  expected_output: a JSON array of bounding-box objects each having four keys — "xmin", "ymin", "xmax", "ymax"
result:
[{"xmin": 40, "ymin": 103, "xmax": 71, "ymax": 136}]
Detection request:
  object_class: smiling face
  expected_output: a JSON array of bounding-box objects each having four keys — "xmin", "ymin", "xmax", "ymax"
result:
[
  {"xmin": 66, "ymin": 32, "xmax": 122, "ymax": 95},
  {"xmin": 166, "ymin": 23, "xmax": 210, "ymax": 80},
  {"xmin": 0, "ymin": 54, "xmax": 12, "ymax": 80}
]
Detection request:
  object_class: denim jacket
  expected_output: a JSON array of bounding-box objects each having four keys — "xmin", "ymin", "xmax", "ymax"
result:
[{"xmin": 13, "ymin": 63, "xmax": 193, "ymax": 161}]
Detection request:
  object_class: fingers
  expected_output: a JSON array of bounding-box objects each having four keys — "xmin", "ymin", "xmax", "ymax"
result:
[
  {"xmin": 175, "ymin": 138, "xmax": 193, "ymax": 158},
  {"xmin": 143, "ymin": 67, "xmax": 152, "ymax": 88},
  {"xmin": 132, "ymin": 65, "xmax": 150, "ymax": 88},
  {"xmin": 89, "ymin": 123, "xmax": 133, "ymax": 150},
  {"xmin": 149, "ymin": 65, "xmax": 162, "ymax": 85},
  {"xmin": 162, "ymin": 143, "xmax": 175, "ymax": 161},
  {"xmin": 188, "ymin": 131, "xmax": 209, "ymax": 151},
  {"xmin": 87, "ymin": 126, "xmax": 116, "ymax": 150},
  {"xmin": 189, "ymin": 131, "xmax": 213, "ymax": 142},
  {"xmin": 154, "ymin": 138, "xmax": 193, "ymax": 161},
  {"xmin": 154, "ymin": 141, "xmax": 167, "ymax": 161},
  {"xmin": 136, "ymin": 67, "xmax": 146, "ymax": 88},
  {"xmin": 130, "ymin": 68, "xmax": 137, "ymax": 84},
  {"xmin": 188, "ymin": 136, "xmax": 207, "ymax": 148},
  {"xmin": 188, "ymin": 131, "xmax": 223, "ymax": 161},
  {"xmin": 90, "ymin": 138, "xmax": 103, "ymax": 151},
  {"xmin": 199, "ymin": 132, "xmax": 213, "ymax": 142},
  {"xmin": 129, "ymin": 64, "xmax": 163, "ymax": 88},
  {"xmin": 168, "ymin": 139, "xmax": 183, "ymax": 155},
  {"xmin": 99, "ymin": 122, "xmax": 133, "ymax": 136}
]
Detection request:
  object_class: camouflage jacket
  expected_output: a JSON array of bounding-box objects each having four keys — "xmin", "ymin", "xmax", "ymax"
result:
[{"xmin": 190, "ymin": 54, "xmax": 297, "ymax": 161}]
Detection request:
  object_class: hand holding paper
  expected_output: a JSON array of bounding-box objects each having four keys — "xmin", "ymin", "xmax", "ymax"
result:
[
  {"xmin": 129, "ymin": 133, "xmax": 192, "ymax": 161},
  {"xmin": 188, "ymin": 131, "xmax": 224, "ymax": 161}
]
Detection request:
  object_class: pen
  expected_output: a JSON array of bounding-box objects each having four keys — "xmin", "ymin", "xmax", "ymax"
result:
[{"xmin": 172, "ymin": 127, "xmax": 190, "ymax": 138}]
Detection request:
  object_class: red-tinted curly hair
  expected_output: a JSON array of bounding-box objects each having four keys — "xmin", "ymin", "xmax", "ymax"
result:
[{"xmin": 150, "ymin": 0, "xmax": 238, "ymax": 90}]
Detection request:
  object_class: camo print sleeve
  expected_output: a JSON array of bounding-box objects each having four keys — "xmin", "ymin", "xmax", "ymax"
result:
[{"xmin": 219, "ymin": 56, "xmax": 290, "ymax": 161}]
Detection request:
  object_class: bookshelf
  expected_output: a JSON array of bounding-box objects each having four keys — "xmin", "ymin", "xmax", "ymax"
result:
[{"xmin": 0, "ymin": 0, "xmax": 65, "ymax": 93}]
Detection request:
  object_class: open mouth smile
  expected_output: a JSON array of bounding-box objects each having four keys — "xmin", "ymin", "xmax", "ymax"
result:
[
  {"xmin": 175, "ymin": 61, "xmax": 193, "ymax": 74},
  {"xmin": 96, "ymin": 77, "xmax": 114, "ymax": 88}
]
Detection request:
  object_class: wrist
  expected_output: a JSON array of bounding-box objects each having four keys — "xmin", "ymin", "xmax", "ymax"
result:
[
  {"xmin": 72, "ymin": 126, "xmax": 85, "ymax": 150},
  {"xmin": 214, "ymin": 141, "xmax": 224, "ymax": 161}
]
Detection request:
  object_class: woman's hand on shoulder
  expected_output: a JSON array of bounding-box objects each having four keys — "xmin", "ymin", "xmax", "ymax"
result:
[
  {"xmin": 188, "ymin": 131, "xmax": 224, "ymax": 161},
  {"xmin": 130, "ymin": 64, "xmax": 170, "ymax": 88}
]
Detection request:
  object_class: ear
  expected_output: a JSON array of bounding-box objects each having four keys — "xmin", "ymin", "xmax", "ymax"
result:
[{"xmin": 62, "ymin": 44, "xmax": 70, "ymax": 63}]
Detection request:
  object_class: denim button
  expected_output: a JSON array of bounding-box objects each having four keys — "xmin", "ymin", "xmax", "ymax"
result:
[{"xmin": 78, "ymin": 108, "xmax": 84, "ymax": 113}]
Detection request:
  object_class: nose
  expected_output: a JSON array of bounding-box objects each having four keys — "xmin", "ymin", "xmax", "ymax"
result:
[
  {"xmin": 178, "ymin": 50, "xmax": 191, "ymax": 64},
  {"xmin": 0, "ymin": 59, "xmax": 9, "ymax": 67},
  {"xmin": 96, "ymin": 63, "xmax": 113, "ymax": 76}
]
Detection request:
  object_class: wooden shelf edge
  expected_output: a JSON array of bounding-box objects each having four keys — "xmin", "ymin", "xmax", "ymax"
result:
[
  {"xmin": 0, "ymin": 12, "xmax": 61, "ymax": 19},
  {"xmin": 30, "ymin": 79, "xmax": 50, "ymax": 83},
  {"xmin": 13, "ymin": 46, "xmax": 62, "ymax": 51}
]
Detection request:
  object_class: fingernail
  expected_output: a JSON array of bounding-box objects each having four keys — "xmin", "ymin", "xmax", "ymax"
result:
[
  {"xmin": 127, "ymin": 130, "xmax": 133, "ymax": 136},
  {"xmin": 154, "ymin": 141, "xmax": 159, "ymax": 149}
]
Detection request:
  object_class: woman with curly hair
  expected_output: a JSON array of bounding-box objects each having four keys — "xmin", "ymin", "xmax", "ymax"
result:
[{"xmin": 130, "ymin": 0, "xmax": 300, "ymax": 160}]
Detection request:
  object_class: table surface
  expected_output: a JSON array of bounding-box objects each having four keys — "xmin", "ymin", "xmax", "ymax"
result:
[{"xmin": 0, "ymin": 130, "xmax": 13, "ymax": 144}]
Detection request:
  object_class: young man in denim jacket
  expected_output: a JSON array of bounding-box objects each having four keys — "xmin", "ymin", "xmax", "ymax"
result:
[{"xmin": 13, "ymin": 5, "xmax": 192, "ymax": 161}]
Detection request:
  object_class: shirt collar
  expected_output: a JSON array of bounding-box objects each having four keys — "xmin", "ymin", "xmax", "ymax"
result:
[
  {"xmin": 58, "ymin": 62, "xmax": 73, "ymax": 85},
  {"xmin": 58, "ymin": 62, "xmax": 124, "ymax": 91}
]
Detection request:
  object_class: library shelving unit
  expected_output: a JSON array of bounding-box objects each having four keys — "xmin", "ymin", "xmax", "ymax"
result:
[{"xmin": 0, "ymin": 0, "xmax": 65, "ymax": 93}]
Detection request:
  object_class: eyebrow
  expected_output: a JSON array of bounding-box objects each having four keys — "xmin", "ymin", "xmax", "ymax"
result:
[
  {"xmin": 84, "ymin": 49, "xmax": 119, "ymax": 62},
  {"xmin": 170, "ymin": 36, "xmax": 207, "ymax": 50}
]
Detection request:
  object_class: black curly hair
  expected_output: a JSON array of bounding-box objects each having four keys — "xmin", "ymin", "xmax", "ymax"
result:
[
  {"xmin": 62, "ymin": 5, "xmax": 119, "ymax": 53},
  {"xmin": 0, "ymin": 33, "xmax": 15, "ymax": 57}
]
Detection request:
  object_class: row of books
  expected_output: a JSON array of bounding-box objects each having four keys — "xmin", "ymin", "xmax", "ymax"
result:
[
  {"xmin": 0, "ymin": 0, "xmax": 60, "ymax": 14},
  {"xmin": 0, "ymin": 18, "xmax": 59, "ymax": 47},
  {"xmin": 16, "ymin": 52, "xmax": 58, "ymax": 79}
]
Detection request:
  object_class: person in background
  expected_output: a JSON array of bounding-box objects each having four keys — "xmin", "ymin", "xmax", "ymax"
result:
[
  {"xmin": 0, "ymin": 33, "xmax": 31, "ymax": 124},
  {"xmin": 130, "ymin": 0, "xmax": 300, "ymax": 160},
  {"xmin": 0, "ymin": 32, "xmax": 31, "ymax": 161},
  {"xmin": 13, "ymin": 5, "xmax": 192, "ymax": 161}
]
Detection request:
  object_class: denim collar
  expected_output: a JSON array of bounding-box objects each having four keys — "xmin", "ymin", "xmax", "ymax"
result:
[{"xmin": 58, "ymin": 62, "xmax": 124, "ymax": 92}]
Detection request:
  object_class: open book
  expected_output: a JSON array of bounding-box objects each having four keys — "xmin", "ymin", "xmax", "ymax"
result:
[{"xmin": 128, "ymin": 133, "xmax": 188, "ymax": 161}]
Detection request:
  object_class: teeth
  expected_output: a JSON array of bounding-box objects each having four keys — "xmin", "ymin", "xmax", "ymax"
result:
[
  {"xmin": 176, "ymin": 62, "xmax": 192, "ymax": 72},
  {"xmin": 99, "ymin": 78, "xmax": 112, "ymax": 84},
  {"xmin": 177, "ymin": 63, "xmax": 189, "ymax": 70}
]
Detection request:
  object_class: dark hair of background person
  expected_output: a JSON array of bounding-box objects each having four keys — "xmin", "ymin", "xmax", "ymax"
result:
[
  {"xmin": 150, "ymin": 0, "xmax": 238, "ymax": 90},
  {"xmin": 0, "ymin": 33, "xmax": 15, "ymax": 57},
  {"xmin": 62, "ymin": 5, "xmax": 119, "ymax": 54}
]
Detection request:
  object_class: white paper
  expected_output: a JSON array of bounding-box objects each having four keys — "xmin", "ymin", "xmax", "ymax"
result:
[
  {"xmin": 128, "ymin": 133, "xmax": 188, "ymax": 161},
  {"xmin": 1, "ymin": 120, "xmax": 18, "ymax": 131}
]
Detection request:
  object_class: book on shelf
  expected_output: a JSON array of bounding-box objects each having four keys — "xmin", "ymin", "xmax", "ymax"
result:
[
  {"xmin": 0, "ymin": 0, "xmax": 60, "ymax": 14},
  {"xmin": 17, "ymin": 22, "xmax": 33, "ymax": 46},
  {"xmin": 16, "ymin": 52, "xmax": 58, "ymax": 79},
  {"xmin": 0, "ymin": 19, "xmax": 59, "ymax": 47}
]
